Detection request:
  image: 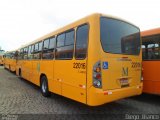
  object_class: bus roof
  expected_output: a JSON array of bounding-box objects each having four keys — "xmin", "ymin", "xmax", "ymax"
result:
[
  {"xmin": 19, "ymin": 13, "xmax": 139, "ymax": 49},
  {"xmin": 141, "ymin": 28, "xmax": 160, "ymax": 44},
  {"xmin": 141, "ymin": 28, "xmax": 160, "ymax": 37}
]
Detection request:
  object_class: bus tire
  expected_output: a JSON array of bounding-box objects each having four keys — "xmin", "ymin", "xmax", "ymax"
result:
[{"xmin": 40, "ymin": 76, "xmax": 51, "ymax": 97}]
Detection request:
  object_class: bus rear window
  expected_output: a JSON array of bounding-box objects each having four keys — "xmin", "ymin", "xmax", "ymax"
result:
[{"xmin": 100, "ymin": 17, "xmax": 140, "ymax": 55}]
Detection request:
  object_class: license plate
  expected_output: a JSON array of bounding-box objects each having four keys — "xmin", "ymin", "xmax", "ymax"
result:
[{"xmin": 120, "ymin": 79, "xmax": 129, "ymax": 86}]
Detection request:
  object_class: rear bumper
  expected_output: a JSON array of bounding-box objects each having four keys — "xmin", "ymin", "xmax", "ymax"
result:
[{"xmin": 87, "ymin": 83, "xmax": 143, "ymax": 106}]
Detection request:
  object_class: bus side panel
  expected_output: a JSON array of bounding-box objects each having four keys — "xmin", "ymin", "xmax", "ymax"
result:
[
  {"xmin": 22, "ymin": 60, "xmax": 32, "ymax": 81},
  {"xmin": 10, "ymin": 59, "xmax": 16, "ymax": 72},
  {"xmin": 54, "ymin": 60, "xmax": 86, "ymax": 104},
  {"xmin": 153, "ymin": 81, "xmax": 160, "ymax": 94},
  {"xmin": 86, "ymin": 14, "xmax": 102, "ymax": 105},
  {"xmin": 32, "ymin": 60, "xmax": 40, "ymax": 86},
  {"xmin": 21, "ymin": 60, "xmax": 27, "ymax": 79},
  {"xmin": 40, "ymin": 60, "xmax": 55, "ymax": 93},
  {"xmin": 16, "ymin": 60, "xmax": 21, "ymax": 76},
  {"xmin": 0, "ymin": 56, "xmax": 4, "ymax": 65},
  {"xmin": 4, "ymin": 58, "xmax": 10, "ymax": 69},
  {"xmin": 143, "ymin": 61, "xmax": 160, "ymax": 94}
]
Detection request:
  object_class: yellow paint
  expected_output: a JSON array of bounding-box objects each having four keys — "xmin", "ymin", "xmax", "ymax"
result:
[
  {"xmin": 4, "ymin": 51, "xmax": 17, "ymax": 72},
  {"xmin": 0, "ymin": 55, "xmax": 4, "ymax": 65}
]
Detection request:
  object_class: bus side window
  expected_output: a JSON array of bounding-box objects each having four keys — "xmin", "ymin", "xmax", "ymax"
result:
[
  {"xmin": 49, "ymin": 37, "xmax": 56, "ymax": 59},
  {"xmin": 147, "ymin": 43, "xmax": 159, "ymax": 60},
  {"xmin": 56, "ymin": 30, "xmax": 74, "ymax": 59},
  {"xmin": 38, "ymin": 42, "xmax": 42, "ymax": 59},
  {"xmin": 42, "ymin": 38, "xmax": 54, "ymax": 59},
  {"xmin": 75, "ymin": 24, "xmax": 89, "ymax": 59},
  {"xmin": 27, "ymin": 45, "xmax": 34, "ymax": 60},
  {"xmin": 33, "ymin": 43, "xmax": 39, "ymax": 59},
  {"xmin": 24, "ymin": 47, "xmax": 28, "ymax": 59},
  {"xmin": 10, "ymin": 52, "xmax": 13, "ymax": 59},
  {"xmin": 35, "ymin": 43, "xmax": 39, "ymax": 52},
  {"xmin": 49, "ymin": 37, "xmax": 56, "ymax": 49},
  {"xmin": 39, "ymin": 42, "xmax": 42, "ymax": 52},
  {"xmin": 20, "ymin": 48, "xmax": 24, "ymax": 60},
  {"xmin": 30, "ymin": 45, "xmax": 35, "ymax": 59},
  {"xmin": 57, "ymin": 33, "xmax": 65, "ymax": 48},
  {"xmin": 28, "ymin": 46, "xmax": 32, "ymax": 59},
  {"xmin": 142, "ymin": 45, "xmax": 146, "ymax": 59}
]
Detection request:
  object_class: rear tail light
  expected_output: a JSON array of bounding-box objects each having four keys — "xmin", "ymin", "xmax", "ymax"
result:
[{"xmin": 93, "ymin": 61, "xmax": 102, "ymax": 88}]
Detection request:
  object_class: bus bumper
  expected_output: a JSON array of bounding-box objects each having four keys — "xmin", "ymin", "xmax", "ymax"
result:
[{"xmin": 87, "ymin": 83, "xmax": 143, "ymax": 106}]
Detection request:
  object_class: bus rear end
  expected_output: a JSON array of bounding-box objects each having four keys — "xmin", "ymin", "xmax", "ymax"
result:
[
  {"xmin": 0, "ymin": 56, "xmax": 4, "ymax": 65},
  {"xmin": 0, "ymin": 50, "xmax": 5, "ymax": 65},
  {"xmin": 87, "ymin": 15, "xmax": 142, "ymax": 106}
]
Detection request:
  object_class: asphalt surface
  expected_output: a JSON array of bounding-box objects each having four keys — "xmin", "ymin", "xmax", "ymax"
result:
[{"xmin": 0, "ymin": 66, "xmax": 160, "ymax": 120}]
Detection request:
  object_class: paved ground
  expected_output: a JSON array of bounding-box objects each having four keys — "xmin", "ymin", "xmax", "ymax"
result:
[{"xmin": 0, "ymin": 66, "xmax": 160, "ymax": 120}]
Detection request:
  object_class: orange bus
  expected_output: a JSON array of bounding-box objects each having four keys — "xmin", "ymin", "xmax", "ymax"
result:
[
  {"xmin": 4, "ymin": 50, "xmax": 17, "ymax": 72},
  {"xmin": 141, "ymin": 28, "xmax": 160, "ymax": 95},
  {"xmin": 0, "ymin": 50, "xmax": 5, "ymax": 65},
  {"xmin": 16, "ymin": 13, "xmax": 142, "ymax": 106}
]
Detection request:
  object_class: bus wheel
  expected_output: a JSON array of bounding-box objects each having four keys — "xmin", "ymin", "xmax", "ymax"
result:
[{"xmin": 40, "ymin": 76, "xmax": 51, "ymax": 97}]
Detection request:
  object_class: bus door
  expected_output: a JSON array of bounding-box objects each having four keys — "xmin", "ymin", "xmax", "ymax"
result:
[
  {"xmin": 24, "ymin": 45, "xmax": 34, "ymax": 81},
  {"xmin": 40, "ymin": 38, "xmax": 56, "ymax": 94},
  {"xmin": 32, "ymin": 42, "xmax": 42, "ymax": 85},
  {"xmin": 32, "ymin": 60, "xmax": 40, "ymax": 85},
  {"xmin": 21, "ymin": 48, "xmax": 28, "ymax": 80}
]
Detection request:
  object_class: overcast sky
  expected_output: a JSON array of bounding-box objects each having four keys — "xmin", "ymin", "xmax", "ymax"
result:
[{"xmin": 0, "ymin": 0, "xmax": 159, "ymax": 51}]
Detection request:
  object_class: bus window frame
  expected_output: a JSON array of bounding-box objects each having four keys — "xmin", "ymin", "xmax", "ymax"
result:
[
  {"xmin": 100, "ymin": 16, "xmax": 141, "ymax": 56},
  {"xmin": 75, "ymin": 23, "xmax": 89, "ymax": 60},
  {"xmin": 32, "ymin": 42, "xmax": 42, "ymax": 60},
  {"xmin": 55, "ymin": 28, "xmax": 75, "ymax": 60},
  {"xmin": 23, "ymin": 47, "xmax": 28, "ymax": 60},
  {"xmin": 42, "ymin": 37, "xmax": 55, "ymax": 60},
  {"xmin": 142, "ymin": 35, "xmax": 160, "ymax": 61},
  {"xmin": 20, "ymin": 48, "xmax": 24, "ymax": 60}
]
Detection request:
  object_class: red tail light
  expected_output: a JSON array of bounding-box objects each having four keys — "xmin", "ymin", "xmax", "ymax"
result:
[{"xmin": 93, "ymin": 61, "xmax": 102, "ymax": 88}]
